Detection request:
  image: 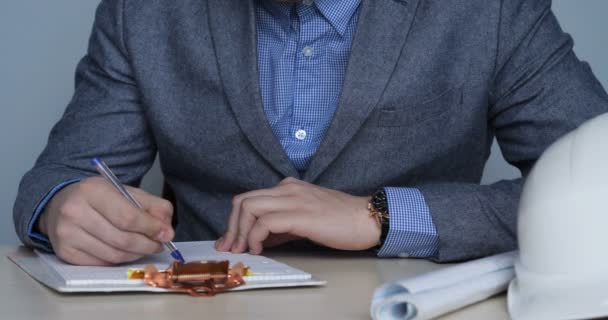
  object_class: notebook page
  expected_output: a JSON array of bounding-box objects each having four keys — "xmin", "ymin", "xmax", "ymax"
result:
[{"xmin": 36, "ymin": 241, "xmax": 311, "ymax": 286}]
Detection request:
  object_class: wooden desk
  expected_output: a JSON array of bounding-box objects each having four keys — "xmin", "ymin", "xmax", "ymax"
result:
[{"xmin": 2, "ymin": 246, "xmax": 510, "ymax": 320}]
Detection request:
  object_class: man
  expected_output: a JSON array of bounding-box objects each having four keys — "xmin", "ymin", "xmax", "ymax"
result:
[{"xmin": 13, "ymin": 0, "xmax": 608, "ymax": 266}]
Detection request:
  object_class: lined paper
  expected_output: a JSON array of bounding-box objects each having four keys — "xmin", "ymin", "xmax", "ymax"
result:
[{"xmin": 36, "ymin": 241, "xmax": 311, "ymax": 287}]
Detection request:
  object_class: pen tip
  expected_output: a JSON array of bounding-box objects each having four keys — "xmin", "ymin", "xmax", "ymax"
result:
[{"xmin": 172, "ymin": 250, "xmax": 186, "ymax": 263}]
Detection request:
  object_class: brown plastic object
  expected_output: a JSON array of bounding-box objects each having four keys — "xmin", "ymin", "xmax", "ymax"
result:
[{"xmin": 143, "ymin": 260, "xmax": 247, "ymax": 297}]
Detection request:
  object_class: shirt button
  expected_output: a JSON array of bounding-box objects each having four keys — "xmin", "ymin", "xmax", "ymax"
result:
[
  {"xmin": 302, "ymin": 46, "xmax": 314, "ymax": 57},
  {"xmin": 295, "ymin": 129, "xmax": 307, "ymax": 140},
  {"xmin": 398, "ymin": 252, "xmax": 410, "ymax": 258}
]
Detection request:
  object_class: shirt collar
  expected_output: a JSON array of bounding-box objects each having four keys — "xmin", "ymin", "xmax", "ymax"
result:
[
  {"xmin": 314, "ymin": 0, "xmax": 361, "ymax": 36},
  {"xmin": 259, "ymin": 0, "xmax": 362, "ymax": 36}
]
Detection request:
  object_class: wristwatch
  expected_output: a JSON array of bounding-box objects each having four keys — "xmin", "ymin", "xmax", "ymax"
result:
[{"xmin": 368, "ymin": 189, "xmax": 390, "ymax": 248}]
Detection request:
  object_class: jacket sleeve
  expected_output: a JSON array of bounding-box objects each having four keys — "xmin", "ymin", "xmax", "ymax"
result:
[
  {"xmin": 419, "ymin": 0, "xmax": 608, "ymax": 262},
  {"xmin": 13, "ymin": 0, "xmax": 156, "ymax": 251}
]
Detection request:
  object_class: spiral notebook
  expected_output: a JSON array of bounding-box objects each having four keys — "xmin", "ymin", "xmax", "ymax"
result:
[{"xmin": 10, "ymin": 241, "xmax": 325, "ymax": 293}]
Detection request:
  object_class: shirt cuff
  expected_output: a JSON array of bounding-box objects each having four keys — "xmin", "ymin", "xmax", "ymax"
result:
[
  {"xmin": 377, "ymin": 187, "xmax": 439, "ymax": 258},
  {"xmin": 27, "ymin": 179, "xmax": 82, "ymax": 243}
]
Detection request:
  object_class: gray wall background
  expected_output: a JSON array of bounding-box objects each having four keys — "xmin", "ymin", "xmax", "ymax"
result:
[{"xmin": 1, "ymin": 1, "xmax": 607, "ymax": 244}]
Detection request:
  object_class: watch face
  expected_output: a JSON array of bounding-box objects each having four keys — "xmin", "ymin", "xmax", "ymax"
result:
[{"xmin": 372, "ymin": 189, "xmax": 388, "ymax": 213}]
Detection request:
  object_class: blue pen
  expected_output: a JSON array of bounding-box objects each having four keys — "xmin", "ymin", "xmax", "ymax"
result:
[{"xmin": 91, "ymin": 157, "xmax": 185, "ymax": 262}]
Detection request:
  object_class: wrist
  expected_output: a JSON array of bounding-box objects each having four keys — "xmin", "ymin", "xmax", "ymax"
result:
[
  {"xmin": 353, "ymin": 196, "xmax": 381, "ymax": 250},
  {"xmin": 360, "ymin": 196, "xmax": 381, "ymax": 249}
]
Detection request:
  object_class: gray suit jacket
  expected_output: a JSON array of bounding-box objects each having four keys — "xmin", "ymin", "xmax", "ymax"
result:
[{"xmin": 14, "ymin": 0, "xmax": 608, "ymax": 262}]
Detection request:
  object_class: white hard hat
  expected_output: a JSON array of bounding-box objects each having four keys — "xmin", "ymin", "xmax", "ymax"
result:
[{"xmin": 508, "ymin": 113, "xmax": 608, "ymax": 320}]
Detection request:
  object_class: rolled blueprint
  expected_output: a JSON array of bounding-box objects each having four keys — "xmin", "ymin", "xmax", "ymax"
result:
[{"xmin": 371, "ymin": 251, "xmax": 517, "ymax": 320}]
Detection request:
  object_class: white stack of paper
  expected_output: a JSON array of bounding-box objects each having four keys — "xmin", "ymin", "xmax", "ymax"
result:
[
  {"xmin": 371, "ymin": 251, "xmax": 517, "ymax": 320},
  {"xmin": 12, "ymin": 241, "xmax": 325, "ymax": 293}
]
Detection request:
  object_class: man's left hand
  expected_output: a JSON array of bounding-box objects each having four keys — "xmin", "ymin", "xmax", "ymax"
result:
[{"xmin": 215, "ymin": 178, "xmax": 381, "ymax": 254}]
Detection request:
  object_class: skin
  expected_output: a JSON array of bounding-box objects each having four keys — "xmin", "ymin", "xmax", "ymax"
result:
[
  {"xmin": 215, "ymin": 177, "xmax": 381, "ymax": 255},
  {"xmin": 38, "ymin": 177, "xmax": 175, "ymax": 266}
]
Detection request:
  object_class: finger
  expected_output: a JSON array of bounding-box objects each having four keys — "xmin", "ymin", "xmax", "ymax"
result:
[
  {"xmin": 278, "ymin": 177, "xmax": 306, "ymax": 186},
  {"xmin": 128, "ymin": 187, "xmax": 174, "ymax": 224},
  {"xmin": 88, "ymin": 187, "xmax": 173, "ymax": 242},
  {"xmin": 214, "ymin": 236, "xmax": 224, "ymax": 250},
  {"xmin": 71, "ymin": 229, "xmax": 143, "ymax": 265},
  {"xmin": 217, "ymin": 197, "xmax": 242, "ymax": 252},
  {"xmin": 75, "ymin": 206, "xmax": 164, "ymax": 256},
  {"xmin": 248, "ymin": 213, "xmax": 302, "ymax": 255},
  {"xmin": 263, "ymin": 234, "xmax": 301, "ymax": 248},
  {"xmin": 219, "ymin": 187, "xmax": 293, "ymax": 251},
  {"xmin": 233, "ymin": 196, "xmax": 300, "ymax": 253},
  {"xmin": 57, "ymin": 247, "xmax": 112, "ymax": 266}
]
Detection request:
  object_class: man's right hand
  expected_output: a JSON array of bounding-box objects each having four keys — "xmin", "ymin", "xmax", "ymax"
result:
[{"xmin": 38, "ymin": 177, "xmax": 175, "ymax": 266}]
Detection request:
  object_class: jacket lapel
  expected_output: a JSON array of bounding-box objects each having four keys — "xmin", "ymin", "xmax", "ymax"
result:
[
  {"xmin": 303, "ymin": 0, "xmax": 421, "ymax": 183},
  {"xmin": 207, "ymin": 0, "xmax": 299, "ymax": 178}
]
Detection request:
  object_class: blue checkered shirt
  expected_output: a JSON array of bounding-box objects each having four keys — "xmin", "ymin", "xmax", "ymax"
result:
[
  {"xmin": 28, "ymin": 0, "xmax": 439, "ymax": 258},
  {"xmin": 255, "ymin": 0, "xmax": 439, "ymax": 258}
]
